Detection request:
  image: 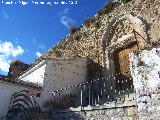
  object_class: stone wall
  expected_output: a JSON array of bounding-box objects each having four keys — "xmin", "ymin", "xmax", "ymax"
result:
[
  {"xmin": 34, "ymin": 0, "xmax": 160, "ymax": 80},
  {"xmin": 50, "ymin": 106, "xmax": 138, "ymax": 120},
  {"xmin": 130, "ymin": 44, "xmax": 160, "ymax": 120},
  {"xmin": 9, "ymin": 1, "xmax": 160, "ymax": 119}
]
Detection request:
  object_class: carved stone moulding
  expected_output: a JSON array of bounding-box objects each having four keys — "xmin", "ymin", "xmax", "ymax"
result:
[{"xmin": 102, "ymin": 13, "xmax": 148, "ymax": 55}]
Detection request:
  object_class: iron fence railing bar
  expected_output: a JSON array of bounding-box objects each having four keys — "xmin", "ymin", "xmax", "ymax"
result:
[
  {"xmin": 49, "ymin": 70, "xmax": 135, "ymax": 109},
  {"xmin": 23, "ymin": 42, "xmax": 139, "ymax": 111},
  {"xmin": 52, "ymin": 70, "xmax": 132, "ymax": 94}
]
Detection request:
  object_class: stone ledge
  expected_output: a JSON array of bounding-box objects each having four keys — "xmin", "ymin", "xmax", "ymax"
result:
[{"xmin": 51, "ymin": 100, "xmax": 137, "ymax": 112}]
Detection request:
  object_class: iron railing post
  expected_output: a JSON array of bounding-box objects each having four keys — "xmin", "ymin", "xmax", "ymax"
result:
[
  {"xmin": 80, "ymin": 87, "xmax": 83, "ymax": 111},
  {"xmin": 88, "ymin": 84, "xmax": 91, "ymax": 106}
]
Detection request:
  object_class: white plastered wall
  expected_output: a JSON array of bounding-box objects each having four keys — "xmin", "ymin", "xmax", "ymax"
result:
[
  {"xmin": 40, "ymin": 58, "xmax": 88, "ymax": 108},
  {"xmin": 19, "ymin": 60, "xmax": 46, "ymax": 86},
  {"xmin": 0, "ymin": 81, "xmax": 39, "ymax": 117}
]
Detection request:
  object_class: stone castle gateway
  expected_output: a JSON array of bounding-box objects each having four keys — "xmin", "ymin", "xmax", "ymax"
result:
[{"xmin": 0, "ymin": 0, "xmax": 160, "ymax": 119}]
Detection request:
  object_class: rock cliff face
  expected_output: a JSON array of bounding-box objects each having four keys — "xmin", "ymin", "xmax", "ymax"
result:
[{"xmin": 8, "ymin": 60, "xmax": 30, "ymax": 80}]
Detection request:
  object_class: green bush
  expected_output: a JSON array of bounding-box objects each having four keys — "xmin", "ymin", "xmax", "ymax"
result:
[
  {"xmin": 70, "ymin": 26, "xmax": 78, "ymax": 34},
  {"xmin": 97, "ymin": 0, "xmax": 131, "ymax": 17},
  {"xmin": 84, "ymin": 18, "xmax": 91, "ymax": 27},
  {"xmin": 84, "ymin": 17, "xmax": 96, "ymax": 27}
]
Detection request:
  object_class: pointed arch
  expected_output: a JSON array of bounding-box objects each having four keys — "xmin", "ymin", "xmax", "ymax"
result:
[
  {"xmin": 101, "ymin": 13, "xmax": 148, "ymax": 90},
  {"xmin": 102, "ymin": 13, "xmax": 148, "ymax": 68},
  {"xmin": 103, "ymin": 13, "xmax": 147, "ymax": 46}
]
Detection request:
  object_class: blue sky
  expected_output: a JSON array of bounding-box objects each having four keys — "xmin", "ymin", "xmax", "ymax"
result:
[{"xmin": 0, "ymin": 0, "xmax": 107, "ymax": 75}]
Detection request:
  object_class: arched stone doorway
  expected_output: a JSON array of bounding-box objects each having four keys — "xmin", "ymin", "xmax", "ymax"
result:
[{"xmin": 102, "ymin": 13, "xmax": 148, "ymax": 91}]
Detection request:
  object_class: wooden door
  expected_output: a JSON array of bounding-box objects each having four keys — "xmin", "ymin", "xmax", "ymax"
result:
[{"xmin": 114, "ymin": 43, "xmax": 138, "ymax": 90}]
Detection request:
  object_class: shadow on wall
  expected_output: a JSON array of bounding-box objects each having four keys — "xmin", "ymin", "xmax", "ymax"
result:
[
  {"xmin": 7, "ymin": 90, "xmax": 41, "ymax": 120},
  {"xmin": 43, "ymin": 59, "xmax": 107, "ymax": 109},
  {"xmin": 87, "ymin": 58, "xmax": 104, "ymax": 81},
  {"xmin": 49, "ymin": 110, "xmax": 85, "ymax": 120},
  {"xmin": 35, "ymin": 110, "xmax": 85, "ymax": 120},
  {"xmin": 44, "ymin": 58, "xmax": 135, "ymax": 110}
]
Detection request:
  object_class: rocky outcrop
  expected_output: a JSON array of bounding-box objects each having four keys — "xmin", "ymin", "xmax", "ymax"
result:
[{"xmin": 8, "ymin": 60, "xmax": 30, "ymax": 80}]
